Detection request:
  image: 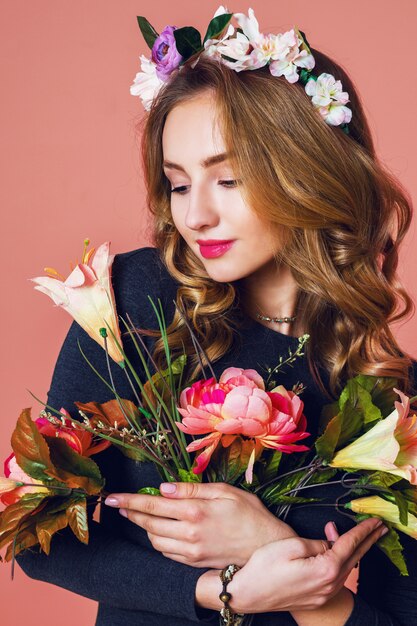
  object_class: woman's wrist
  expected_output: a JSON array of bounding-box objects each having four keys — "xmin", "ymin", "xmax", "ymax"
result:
[
  {"xmin": 195, "ymin": 570, "xmax": 224, "ymax": 611},
  {"xmin": 195, "ymin": 568, "xmax": 245, "ymax": 614}
]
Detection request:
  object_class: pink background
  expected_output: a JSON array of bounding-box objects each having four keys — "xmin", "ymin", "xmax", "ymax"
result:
[{"xmin": 1, "ymin": 1, "xmax": 416, "ymax": 622}]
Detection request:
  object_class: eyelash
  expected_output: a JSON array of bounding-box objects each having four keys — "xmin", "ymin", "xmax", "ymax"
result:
[{"xmin": 170, "ymin": 180, "xmax": 239, "ymax": 194}]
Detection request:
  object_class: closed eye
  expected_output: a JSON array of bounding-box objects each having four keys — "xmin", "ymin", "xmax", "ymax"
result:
[{"xmin": 170, "ymin": 180, "xmax": 240, "ymax": 194}]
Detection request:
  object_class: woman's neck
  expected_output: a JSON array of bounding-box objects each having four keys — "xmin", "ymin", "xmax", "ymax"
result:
[{"xmin": 238, "ymin": 260, "xmax": 302, "ymax": 337}]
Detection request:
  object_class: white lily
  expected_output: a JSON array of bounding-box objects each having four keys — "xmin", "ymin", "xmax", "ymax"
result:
[{"xmin": 32, "ymin": 241, "xmax": 124, "ymax": 364}]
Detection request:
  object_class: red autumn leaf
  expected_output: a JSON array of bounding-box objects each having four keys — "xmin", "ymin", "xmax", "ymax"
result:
[
  {"xmin": 36, "ymin": 510, "xmax": 70, "ymax": 555},
  {"xmin": 44, "ymin": 436, "xmax": 104, "ymax": 495},
  {"xmin": 68, "ymin": 500, "xmax": 89, "ymax": 544},
  {"xmin": 75, "ymin": 398, "xmax": 140, "ymax": 429}
]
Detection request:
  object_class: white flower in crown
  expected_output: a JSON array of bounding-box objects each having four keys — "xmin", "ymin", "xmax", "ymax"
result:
[
  {"xmin": 268, "ymin": 29, "xmax": 315, "ymax": 83},
  {"xmin": 305, "ymin": 73, "xmax": 352, "ymax": 126},
  {"xmin": 203, "ymin": 5, "xmax": 235, "ymax": 61},
  {"xmin": 130, "ymin": 54, "xmax": 165, "ymax": 111},
  {"xmin": 214, "ymin": 7, "xmax": 275, "ymax": 70}
]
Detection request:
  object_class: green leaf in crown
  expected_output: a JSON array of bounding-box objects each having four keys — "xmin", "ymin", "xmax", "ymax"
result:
[
  {"xmin": 203, "ymin": 13, "xmax": 233, "ymax": 44},
  {"xmin": 137, "ymin": 16, "xmax": 159, "ymax": 50},
  {"xmin": 173, "ymin": 26, "xmax": 203, "ymax": 61}
]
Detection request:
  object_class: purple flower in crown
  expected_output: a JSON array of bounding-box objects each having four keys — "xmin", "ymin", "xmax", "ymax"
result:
[{"xmin": 151, "ymin": 25, "xmax": 183, "ymax": 81}]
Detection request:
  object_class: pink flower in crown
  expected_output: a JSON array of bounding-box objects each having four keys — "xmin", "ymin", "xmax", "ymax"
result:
[
  {"xmin": 176, "ymin": 367, "xmax": 310, "ymax": 482},
  {"xmin": 31, "ymin": 241, "xmax": 124, "ymax": 364},
  {"xmin": 151, "ymin": 25, "xmax": 183, "ymax": 81},
  {"xmin": 305, "ymin": 73, "xmax": 352, "ymax": 126}
]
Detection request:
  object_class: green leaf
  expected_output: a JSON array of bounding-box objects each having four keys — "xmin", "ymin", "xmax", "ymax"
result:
[
  {"xmin": 376, "ymin": 526, "xmax": 408, "ymax": 576},
  {"xmin": 363, "ymin": 471, "xmax": 403, "ymax": 489},
  {"xmin": 315, "ymin": 413, "xmax": 342, "ymax": 461},
  {"xmin": 267, "ymin": 494, "xmax": 320, "ymax": 505},
  {"xmin": 44, "ymin": 436, "xmax": 104, "ymax": 494},
  {"xmin": 68, "ymin": 500, "xmax": 89, "ymax": 544},
  {"xmin": 393, "ymin": 491, "xmax": 409, "ymax": 527},
  {"xmin": 296, "ymin": 27, "xmax": 312, "ymax": 53},
  {"xmin": 311, "ymin": 467, "xmax": 337, "ymax": 484},
  {"xmin": 354, "ymin": 376, "xmax": 398, "ymax": 418},
  {"xmin": 261, "ymin": 451, "xmax": 282, "ymax": 483},
  {"xmin": 339, "ymin": 379, "xmax": 381, "ymax": 426},
  {"xmin": 178, "ymin": 468, "xmax": 202, "ymax": 483},
  {"xmin": 260, "ymin": 468, "xmax": 308, "ymax": 504},
  {"xmin": 137, "ymin": 487, "xmax": 161, "ymax": 496},
  {"xmin": 173, "ymin": 27, "xmax": 202, "ymax": 59},
  {"xmin": 202, "ymin": 13, "xmax": 233, "ymax": 44},
  {"xmin": 137, "ymin": 16, "xmax": 159, "ymax": 50},
  {"xmin": 11, "ymin": 408, "xmax": 58, "ymax": 483}
]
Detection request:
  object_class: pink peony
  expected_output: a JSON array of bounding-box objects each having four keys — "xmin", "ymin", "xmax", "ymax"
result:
[{"xmin": 176, "ymin": 367, "xmax": 309, "ymax": 482}]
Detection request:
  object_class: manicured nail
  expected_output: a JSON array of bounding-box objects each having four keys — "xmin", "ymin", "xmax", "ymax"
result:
[
  {"xmin": 104, "ymin": 496, "xmax": 119, "ymax": 506},
  {"xmin": 119, "ymin": 508, "xmax": 128, "ymax": 518},
  {"xmin": 160, "ymin": 483, "xmax": 177, "ymax": 493}
]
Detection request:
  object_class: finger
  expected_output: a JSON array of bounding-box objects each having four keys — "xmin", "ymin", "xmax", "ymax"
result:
[
  {"xmin": 147, "ymin": 533, "xmax": 205, "ymax": 564},
  {"xmin": 159, "ymin": 481, "xmax": 235, "ymax": 500},
  {"xmin": 104, "ymin": 492, "xmax": 191, "ymax": 520},
  {"xmin": 283, "ymin": 536, "xmax": 332, "ymax": 560},
  {"xmin": 119, "ymin": 509, "xmax": 185, "ymax": 539},
  {"xmin": 324, "ymin": 521, "xmax": 340, "ymax": 543},
  {"xmin": 331, "ymin": 518, "xmax": 386, "ymax": 564},
  {"xmin": 343, "ymin": 522, "xmax": 388, "ymax": 572}
]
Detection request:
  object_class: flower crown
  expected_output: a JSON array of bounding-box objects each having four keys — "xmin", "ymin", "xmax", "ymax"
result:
[{"xmin": 130, "ymin": 6, "xmax": 352, "ymax": 134}]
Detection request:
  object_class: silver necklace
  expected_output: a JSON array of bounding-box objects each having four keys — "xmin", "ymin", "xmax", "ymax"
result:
[{"xmin": 255, "ymin": 313, "xmax": 296, "ymax": 324}]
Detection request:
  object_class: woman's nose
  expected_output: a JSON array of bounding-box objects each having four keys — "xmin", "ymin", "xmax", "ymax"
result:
[{"xmin": 184, "ymin": 186, "xmax": 219, "ymax": 231}]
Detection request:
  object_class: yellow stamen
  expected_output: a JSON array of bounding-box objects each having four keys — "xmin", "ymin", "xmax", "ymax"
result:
[
  {"xmin": 85, "ymin": 247, "xmax": 95, "ymax": 265},
  {"xmin": 81, "ymin": 238, "xmax": 91, "ymax": 264},
  {"xmin": 44, "ymin": 267, "xmax": 65, "ymax": 281}
]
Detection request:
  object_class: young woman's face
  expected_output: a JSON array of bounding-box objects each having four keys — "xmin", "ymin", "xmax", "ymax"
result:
[{"xmin": 162, "ymin": 91, "xmax": 282, "ymax": 283}]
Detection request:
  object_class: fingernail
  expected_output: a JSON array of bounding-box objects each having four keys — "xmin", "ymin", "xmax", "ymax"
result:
[
  {"xmin": 119, "ymin": 508, "xmax": 128, "ymax": 518},
  {"xmin": 380, "ymin": 526, "xmax": 389, "ymax": 536},
  {"xmin": 160, "ymin": 483, "xmax": 176, "ymax": 493},
  {"xmin": 104, "ymin": 496, "xmax": 119, "ymax": 506}
]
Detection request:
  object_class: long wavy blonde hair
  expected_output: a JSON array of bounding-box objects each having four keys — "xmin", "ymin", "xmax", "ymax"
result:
[{"xmin": 136, "ymin": 51, "xmax": 414, "ymax": 397}]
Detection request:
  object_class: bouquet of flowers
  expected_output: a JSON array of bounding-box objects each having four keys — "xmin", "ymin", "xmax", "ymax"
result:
[{"xmin": 1, "ymin": 240, "xmax": 416, "ymax": 578}]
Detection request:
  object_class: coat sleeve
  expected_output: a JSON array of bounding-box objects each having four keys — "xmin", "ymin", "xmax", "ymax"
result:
[{"xmin": 15, "ymin": 248, "xmax": 217, "ymax": 623}]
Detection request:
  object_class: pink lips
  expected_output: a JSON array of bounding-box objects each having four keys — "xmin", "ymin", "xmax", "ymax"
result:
[{"xmin": 197, "ymin": 240, "xmax": 235, "ymax": 259}]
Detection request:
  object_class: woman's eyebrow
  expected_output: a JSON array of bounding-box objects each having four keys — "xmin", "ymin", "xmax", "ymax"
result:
[{"xmin": 163, "ymin": 151, "xmax": 233, "ymax": 172}]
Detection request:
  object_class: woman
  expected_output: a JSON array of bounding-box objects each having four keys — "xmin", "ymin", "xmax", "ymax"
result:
[{"xmin": 17, "ymin": 9, "xmax": 416, "ymax": 626}]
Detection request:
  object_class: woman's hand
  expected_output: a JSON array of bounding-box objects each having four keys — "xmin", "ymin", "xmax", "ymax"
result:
[
  {"xmin": 224, "ymin": 517, "xmax": 388, "ymax": 614},
  {"xmin": 104, "ymin": 481, "xmax": 296, "ymax": 568}
]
